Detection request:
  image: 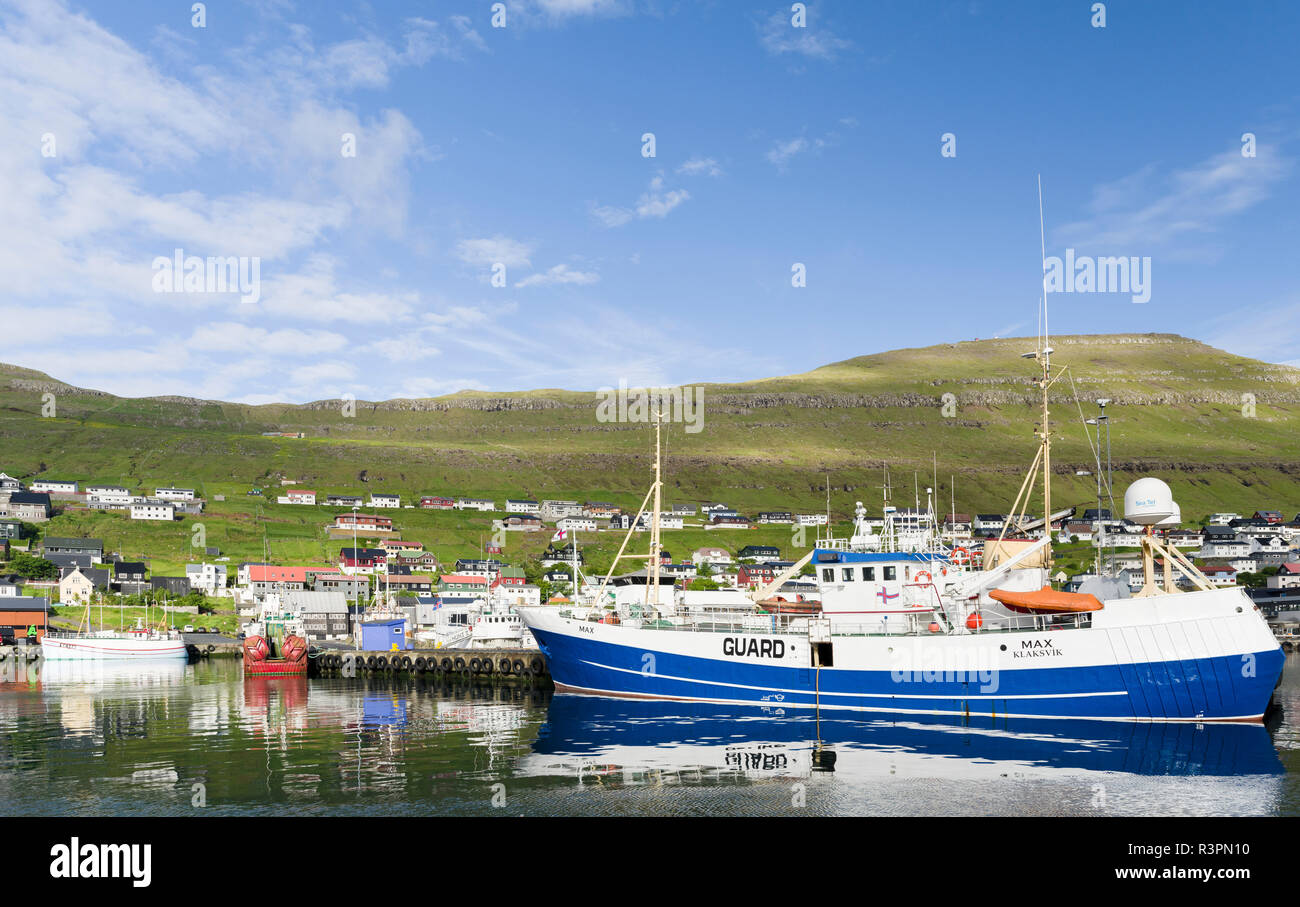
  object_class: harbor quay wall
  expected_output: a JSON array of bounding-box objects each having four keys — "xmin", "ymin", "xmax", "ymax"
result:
[{"xmin": 312, "ymin": 647, "xmax": 551, "ymax": 682}]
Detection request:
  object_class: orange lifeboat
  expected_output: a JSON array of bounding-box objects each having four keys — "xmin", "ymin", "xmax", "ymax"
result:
[{"xmin": 989, "ymin": 586, "xmax": 1103, "ymax": 614}]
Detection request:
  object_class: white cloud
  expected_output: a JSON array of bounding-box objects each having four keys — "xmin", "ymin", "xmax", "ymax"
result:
[
  {"xmin": 363, "ymin": 336, "xmax": 441, "ymax": 362},
  {"xmin": 1057, "ymin": 144, "xmax": 1292, "ymax": 253},
  {"xmin": 676, "ymin": 156, "xmax": 722, "ymax": 178},
  {"xmin": 591, "ymin": 174, "xmax": 691, "ymax": 227},
  {"xmin": 766, "ymin": 137, "xmax": 811, "ymax": 167},
  {"xmin": 530, "ymin": 0, "xmax": 627, "ymax": 18},
  {"xmin": 588, "ymin": 203, "xmax": 635, "ymax": 228},
  {"xmin": 516, "ymin": 264, "xmax": 601, "ymax": 288},
  {"xmin": 188, "ymin": 323, "xmax": 350, "ymax": 356},
  {"xmin": 757, "ymin": 10, "xmax": 853, "ymax": 61},
  {"xmin": 455, "ymin": 235, "xmax": 535, "ymax": 268}
]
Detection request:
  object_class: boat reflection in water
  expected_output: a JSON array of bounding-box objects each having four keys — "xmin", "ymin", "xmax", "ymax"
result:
[
  {"xmin": 523, "ymin": 695, "xmax": 1284, "ymax": 787},
  {"xmin": 37, "ymin": 657, "xmax": 187, "ymax": 689}
]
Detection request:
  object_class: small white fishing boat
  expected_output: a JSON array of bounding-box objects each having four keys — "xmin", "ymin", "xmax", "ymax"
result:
[{"xmin": 41, "ymin": 623, "xmax": 188, "ymax": 661}]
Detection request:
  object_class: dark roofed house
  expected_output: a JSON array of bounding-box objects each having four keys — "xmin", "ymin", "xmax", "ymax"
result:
[
  {"xmin": 114, "ymin": 561, "xmax": 147, "ymax": 581},
  {"xmin": 5, "ymin": 492, "xmax": 52, "ymax": 521},
  {"xmin": 42, "ymin": 537, "xmax": 104, "ymax": 558},
  {"xmin": 45, "ymin": 552, "xmax": 93, "ymax": 571},
  {"xmin": 61, "ymin": 566, "xmax": 110, "ymax": 590}
]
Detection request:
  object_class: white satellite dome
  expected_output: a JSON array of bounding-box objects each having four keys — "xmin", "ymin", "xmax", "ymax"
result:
[
  {"xmin": 1124, "ymin": 477, "xmax": 1176, "ymax": 525},
  {"xmin": 1155, "ymin": 501, "xmax": 1182, "ymax": 527}
]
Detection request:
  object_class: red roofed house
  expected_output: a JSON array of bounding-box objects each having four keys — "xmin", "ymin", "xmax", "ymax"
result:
[
  {"xmin": 439, "ymin": 574, "xmax": 489, "ymax": 595},
  {"xmin": 333, "ymin": 513, "xmax": 393, "ymax": 532},
  {"xmin": 247, "ymin": 565, "xmax": 310, "ymax": 594},
  {"xmin": 1200, "ymin": 565, "xmax": 1238, "ymax": 587},
  {"xmin": 1267, "ymin": 563, "xmax": 1300, "ymax": 590},
  {"xmin": 737, "ymin": 564, "xmax": 777, "ymax": 589},
  {"xmin": 286, "ymin": 489, "xmax": 316, "ymax": 505},
  {"xmin": 339, "ymin": 548, "xmax": 388, "ymax": 575}
]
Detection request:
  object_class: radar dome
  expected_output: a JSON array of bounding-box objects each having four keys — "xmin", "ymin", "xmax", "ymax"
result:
[
  {"xmin": 1124, "ymin": 478, "xmax": 1175, "ymax": 525},
  {"xmin": 1155, "ymin": 502, "xmax": 1182, "ymax": 527}
]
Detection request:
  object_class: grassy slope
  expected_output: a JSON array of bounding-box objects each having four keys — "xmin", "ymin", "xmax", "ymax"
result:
[{"xmin": 2, "ymin": 333, "xmax": 1299, "ymax": 582}]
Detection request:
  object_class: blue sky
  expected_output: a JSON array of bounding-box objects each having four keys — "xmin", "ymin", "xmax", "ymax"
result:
[{"xmin": 1, "ymin": 0, "xmax": 1297, "ymax": 403}]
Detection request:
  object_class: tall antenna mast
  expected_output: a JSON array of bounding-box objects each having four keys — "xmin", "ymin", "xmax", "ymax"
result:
[{"xmin": 1038, "ymin": 174, "xmax": 1053, "ymax": 566}]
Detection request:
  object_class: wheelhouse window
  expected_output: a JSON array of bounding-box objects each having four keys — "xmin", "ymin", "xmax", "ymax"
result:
[
  {"xmin": 862, "ymin": 567, "xmax": 875, "ymax": 581},
  {"xmin": 821, "ymin": 568, "xmax": 834, "ymax": 583},
  {"xmin": 883, "ymin": 566, "xmax": 897, "ymax": 581},
  {"xmin": 841, "ymin": 567, "xmax": 855, "ymax": 582}
]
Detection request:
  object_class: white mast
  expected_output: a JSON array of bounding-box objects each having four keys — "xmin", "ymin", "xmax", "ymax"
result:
[{"xmin": 646, "ymin": 406, "xmax": 664, "ymax": 609}]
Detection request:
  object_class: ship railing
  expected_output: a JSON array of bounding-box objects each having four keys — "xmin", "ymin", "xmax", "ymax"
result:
[
  {"xmin": 970, "ymin": 610, "xmax": 1094, "ymax": 633},
  {"xmin": 559, "ymin": 606, "xmax": 1094, "ymax": 636}
]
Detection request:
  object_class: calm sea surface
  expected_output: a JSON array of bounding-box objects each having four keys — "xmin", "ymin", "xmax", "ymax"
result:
[{"xmin": 4, "ymin": 652, "xmax": 1300, "ymax": 817}]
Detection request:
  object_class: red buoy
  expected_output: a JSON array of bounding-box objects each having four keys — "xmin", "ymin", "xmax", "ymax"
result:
[
  {"xmin": 966, "ymin": 612, "xmax": 984, "ymax": 630},
  {"xmin": 927, "ymin": 621, "xmax": 942, "ymax": 633}
]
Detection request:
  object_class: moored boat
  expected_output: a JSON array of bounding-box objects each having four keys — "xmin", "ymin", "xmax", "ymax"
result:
[
  {"xmin": 523, "ymin": 237, "xmax": 1285, "ymax": 722},
  {"xmin": 41, "ymin": 621, "xmax": 188, "ymax": 661}
]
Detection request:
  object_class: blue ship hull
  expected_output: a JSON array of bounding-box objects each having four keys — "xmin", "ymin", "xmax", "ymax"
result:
[{"xmin": 529, "ymin": 625, "xmax": 1285, "ymax": 722}]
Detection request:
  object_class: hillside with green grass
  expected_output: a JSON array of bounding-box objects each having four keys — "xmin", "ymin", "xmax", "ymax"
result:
[{"xmin": 3, "ymin": 332, "xmax": 1300, "ymax": 567}]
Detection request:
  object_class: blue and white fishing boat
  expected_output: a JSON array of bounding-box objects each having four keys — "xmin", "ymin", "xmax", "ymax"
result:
[{"xmin": 524, "ymin": 293, "xmax": 1284, "ymax": 722}]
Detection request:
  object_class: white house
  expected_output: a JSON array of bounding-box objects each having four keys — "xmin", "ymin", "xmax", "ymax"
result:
[
  {"xmin": 1251, "ymin": 536, "xmax": 1291, "ymax": 555},
  {"xmin": 185, "ymin": 563, "xmax": 228, "ymax": 594},
  {"xmin": 797, "ymin": 513, "xmax": 828, "ymax": 526},
  {"xmin": 31, "ymin": 479, "xmax": 78, "ymax": 493},
  {"xmin": 541, "ymin": 500, "xmax": 582, "ymax": 521},
  {"xmin": 1266, "ymin": 564, "xmax": 1300, "ymax": 590},
  {"xmin": 155, "ymin": 487, "xmax": 196, "ymax": 501},
  {"xmin": 369, "ymin": 494, "xmax": 401, "ymax": 509},
  {"xmin": 130, "ymin": 501, "xmax": 175, "ymax": 521},
  {"xmin": 506, "ymin": 499, "xmax": 541, "ymax": 514},
  {"xmin": 454, "ymin": 498, "xmax": 496, "ymax": 511},
  {"xmin": 692, "ymin": 547, "xmax": 731, "ymax": 567},
  {"xmin": 87, "ymin": 485, "xmax": 133, "ymax": 506},
  {"xmin": 1198, "ymin": 538, "xmax": 1251, "ymax": 559},
  {"xmin": 556, "ymin": 516, "xmax": 598, "ymax": 532},
  {"xmin": 278, "ymin": 489, "xmax": 317, "ymax": 506}
]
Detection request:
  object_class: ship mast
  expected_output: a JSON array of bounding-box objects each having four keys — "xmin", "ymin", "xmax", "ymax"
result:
[
  {"xmin": 990, "ymin": 176, "xmax": 1061, "ymax": 574},
  {"xmin": 594, "ymin": 403, "xmax": 666, "ymax": 614},
  {"xmin": 645, "ymin": 406, "xmax": 664, "ymax": 609}
]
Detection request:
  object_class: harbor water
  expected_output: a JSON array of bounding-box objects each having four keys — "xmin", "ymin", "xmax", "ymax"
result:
[{"xmin": 4, "ymin": 653, "xmax": 1300, "ymax": 816}]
